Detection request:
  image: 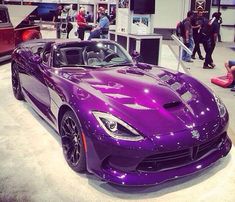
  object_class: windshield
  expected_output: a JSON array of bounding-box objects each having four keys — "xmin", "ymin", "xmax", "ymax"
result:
[{"xmin": 53, "ymin": 41, "xmax": 133, "ymax": 68}]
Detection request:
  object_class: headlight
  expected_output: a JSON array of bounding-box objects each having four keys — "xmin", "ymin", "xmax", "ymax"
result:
[
  {"xmin": 93, "ymin": 111, "xmax": 144, "ymax": 141},
  {"xmin": 214, "ymin": 94, "xmax": 226, "ymax": 118}
]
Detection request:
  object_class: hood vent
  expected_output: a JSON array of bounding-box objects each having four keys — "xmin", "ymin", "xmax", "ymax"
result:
[
  {"xmin": 163, "ymin": 101, "xmax": 182, "ymax": 109},
  {"xmin": 126, "ymin": 69, "xmax": 145, "ymax": 75}
]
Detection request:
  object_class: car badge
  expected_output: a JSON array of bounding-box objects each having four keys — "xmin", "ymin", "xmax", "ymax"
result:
[{"xmin": 191, "ymin": 130, "xmax": 200, "ymax": 139}]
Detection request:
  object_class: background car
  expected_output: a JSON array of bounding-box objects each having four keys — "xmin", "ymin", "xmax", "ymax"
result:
[
  {"xmin": 11, "ymin": 39, "xmax": 232, "ymax": 186},
  {"xmin": 0, "ymin": 5, "xmax": 41, "ymax": 62}
]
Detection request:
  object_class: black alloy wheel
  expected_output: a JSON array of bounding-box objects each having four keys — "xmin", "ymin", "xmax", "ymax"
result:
[
  {"xmin": 11, "ymin": 63, "xmax": 24, "ymax": 100},
  {"xmin": 60, "ymin": 110, "xmax": 86, "ymax": 172}
]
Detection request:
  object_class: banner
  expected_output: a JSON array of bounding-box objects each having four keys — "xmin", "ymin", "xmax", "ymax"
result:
[{"xmin": 191, "ymin": 0, "xmax": 212, "ymax": 19}]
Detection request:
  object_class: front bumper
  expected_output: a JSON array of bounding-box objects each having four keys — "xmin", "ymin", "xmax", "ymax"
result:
[
  {"xmin": 83, "ymin": 116, "xmax": 231, "ymax": 186},
  {"xmin": 93, "ymin": 134, "xmax": 232, "ymax": 186}
]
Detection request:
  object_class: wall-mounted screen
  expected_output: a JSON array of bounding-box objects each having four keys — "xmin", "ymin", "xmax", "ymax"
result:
[
  {"xmin": 212, "ymin": 0, "xmax": 235, "ymax": 6},
  {"xmin": 130, "ymin": 0, "xmax": 155, "ymax": 14},
  {"xmin": 32, "ymin": 3, "xmax": 58, "ymax": 21}
]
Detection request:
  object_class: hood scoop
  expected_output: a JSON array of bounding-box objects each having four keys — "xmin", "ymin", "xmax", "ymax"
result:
[
  {"xmin": 163, "ymin": 101, "xmax": 182, "ymax": 109},
  {"xmin": 117, "ymin": 68, "xmax": 145, "ymax": 76},
  {"xmin": 135, "ymin": 63, "xmax": 152, "ymax": 70},
  {"xmin": 126, "ymin": 69, "xmax": 145, "ymax": 75}
]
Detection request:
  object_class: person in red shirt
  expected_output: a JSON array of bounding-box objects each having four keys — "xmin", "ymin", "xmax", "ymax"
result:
[{"xmin": 76, "ymin": 8, "xmax": 88, "ymax": 40}]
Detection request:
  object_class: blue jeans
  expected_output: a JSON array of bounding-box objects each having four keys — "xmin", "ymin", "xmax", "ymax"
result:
[
  {"xmin": 88, "ymin": 29, "xmax": 101, "ymax": 40},
  {"xmin": 182, "ymin": 36, "xmax": 194, "ymax": 62}
]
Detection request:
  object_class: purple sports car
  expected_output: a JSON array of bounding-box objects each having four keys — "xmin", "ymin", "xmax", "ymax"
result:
[{"xmin": 11, "ymin": 39, "xmax": 231, "ymax": 186}]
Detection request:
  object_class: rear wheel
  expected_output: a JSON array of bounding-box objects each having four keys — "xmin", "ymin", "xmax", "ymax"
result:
[
  {"xmin": 60, "ymin": 110, "xmax": 86, "ymax": 172},
  {"xmin": 11, "ymin": 63, "xmax": 24, "ymax": 100}
]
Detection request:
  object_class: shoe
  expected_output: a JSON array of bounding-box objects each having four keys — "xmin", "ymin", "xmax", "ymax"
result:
[
  {"xmin": 209, "ymin": 63, "xmax": 216, "ymax": 68},
  {"xmin": 185, "ymin": 60, "xmax": 194, "ymax": 63},
  {"xmin": 231, "ymin": 87, "xmax": 235, "ymax": 92},
  {"xmin": 203, "ymin": 64, "xmax": 214, "ymax": 69},
  {"xmin": 191, "ymin": 55, "xmax": 196, "ymax": 59},
  {"xmin": 199, "ymin": 56, "xmax": 204, "ymax": 60}
]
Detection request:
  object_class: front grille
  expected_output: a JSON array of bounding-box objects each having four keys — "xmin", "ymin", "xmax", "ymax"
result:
[
  {"xmin": 137, "ymin": 133, "xmax": 225, "ymax": 172},
  {"xmin": 137, "ymin": 148, "xmax": 192, "ymax": 172},
  {"xmin": 197, "ymin": 133, "xmax": 225, "ymax": 158}
]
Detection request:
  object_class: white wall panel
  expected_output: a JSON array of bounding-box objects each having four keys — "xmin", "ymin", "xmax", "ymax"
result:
[
  {"xmin": 211, "ymin": 6, "xmax": 235, "ymax": 42},
  {"xmin": 152, "ymin": 0, "xmax": 190, "ymax": 29}
]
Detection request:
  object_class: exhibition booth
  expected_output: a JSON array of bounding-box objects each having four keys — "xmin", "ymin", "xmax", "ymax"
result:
[
  {"xmin": 2, "ymin": 0, "xmax": 234, "ymax": 42},
  {"xmin": 0, "ymin": 0, "xmax": 235, "ymax": 201}
]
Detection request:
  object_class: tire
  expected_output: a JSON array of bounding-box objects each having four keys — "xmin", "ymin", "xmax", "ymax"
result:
[
  {"xmin": 60, "ymin": 110, "xmax": 86, "ymax": 172},
  {"xmin": 11, "ymin": 63, "xmax": 24, "ymax": 100},
  {"xmin": 22, "ymin": 30, "xmax": 41, "ymax": 42}
]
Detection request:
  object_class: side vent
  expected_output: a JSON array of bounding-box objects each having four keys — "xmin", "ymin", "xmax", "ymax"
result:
[{"xmin": 163, "ymin": 101, "xmax": 181, "ymax": 109}]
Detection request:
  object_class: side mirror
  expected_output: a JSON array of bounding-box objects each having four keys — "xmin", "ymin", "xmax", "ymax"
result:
[{"xmin": 131, "ymin": 50, "xmax": 140, "ymax": 60}]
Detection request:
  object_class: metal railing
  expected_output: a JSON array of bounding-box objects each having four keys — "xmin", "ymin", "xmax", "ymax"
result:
[{"xmin": 171, "ymin": 34, "xmax": 192, "ymax": 71}]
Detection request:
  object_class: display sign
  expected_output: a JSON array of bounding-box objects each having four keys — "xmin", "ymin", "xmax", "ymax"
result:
[
  {"xmin": 191, "ymin": 0, "xmax": 212, "ymax": 19},
  {"xmin": 131, "ymin": 14, "xmax": 151, "ymax": 35},
  {"xmin": 118, "ymin": 0, "xmax": 129, "ymax": 8},
  {"xmin": 116, "ymin": 7, "xmax": 129, "ymax": 33}
]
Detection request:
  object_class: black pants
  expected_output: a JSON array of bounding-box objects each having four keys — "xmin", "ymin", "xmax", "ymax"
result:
[
  {"xmin": 56, "ymin": 22, "xmax": 60, "ymax": 39},
  {"xmin": 67, "ymin": 22, "xmax": 73, "ymax": 39},
  {"xmin": 192, "ymin": 33, "xmax": 203, "ymax": 57},
  {"xmin": 210, "ymin": 42, "xmax": 216, "ymax": 63},
  {"xmin": 218, "ymin": 25, "xmax": 222, "ymax": 42},
  {"xmin": 77, "ymin": 27, "xmax": 86, "ymax": 40},
  {"xmin": 202, "ymin": 37, "xmax": 213, "ymax": 65}
]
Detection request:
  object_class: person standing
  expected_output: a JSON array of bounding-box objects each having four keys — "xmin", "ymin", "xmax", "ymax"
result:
[
  {"xmin": 191, "ymin": 10, "xmax": 205, "ymax": 60},
  {"xmin": 217, "ymin": 12, "xmax": 222, "ymax": 42},
  {"xmin": 209, "ymin": 12, "xmax": 220, "ymax": 67},
  {"xmin": 85, "ymin": 11, "xmax": 92, "ymax": 23},
  {"xmin": 53, "ymin": 5, "xmax": 62, "ymax": 39},
  {"xmin": 182, "ymin": 11, "xmax": 195, "ymax": 63},
  {"xmin": 76, "ymin": 7, "xmax": 88, "ymax": 40},
  {"xmin": 88, "ymin": 7, "xmax": 110, "ymax": 40},
  {"xmin": 59, "ymin": 6, "xmax": 73, "ymax": 39},
  {"xmin": 201, "ymin": 12, "xmax": 220, "ymax": 69}
]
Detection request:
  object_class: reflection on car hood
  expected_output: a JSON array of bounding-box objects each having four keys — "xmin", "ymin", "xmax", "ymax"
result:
[{"xmin": 56, "ymin": 66, "xmax": 220, "ymax": 136}]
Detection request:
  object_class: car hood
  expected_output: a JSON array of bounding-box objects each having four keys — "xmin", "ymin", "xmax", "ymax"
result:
[
  {"xmin": 6, "ymin": 5, "xmax": 37, "ymax": 28},
  {"xmin": 56, "ymin": 66, "xmax": 220, "ymax": 136}
]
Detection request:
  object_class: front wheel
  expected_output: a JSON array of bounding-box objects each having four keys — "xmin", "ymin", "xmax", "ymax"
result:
[
  {"xmin": 11, "ymin": 63, "xmax": 24, "ymax": 100},
  {"xmin": 60, "ymin": 110, "xmax": 86, "ymax": 172}
]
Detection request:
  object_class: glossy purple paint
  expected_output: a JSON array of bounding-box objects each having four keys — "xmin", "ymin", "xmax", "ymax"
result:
[{"xmin": 12, "ymin": 39, "xmax": 232, "ymax": 186}]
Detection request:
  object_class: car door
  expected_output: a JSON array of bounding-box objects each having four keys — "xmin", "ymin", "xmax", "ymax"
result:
[
  {"xmin": 20, "ymin": 47, "xmax": 52, "ymax": 122},
  {"xmin": 0, "ymin": 6, "xmax": 14, "ymax": 56}
]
